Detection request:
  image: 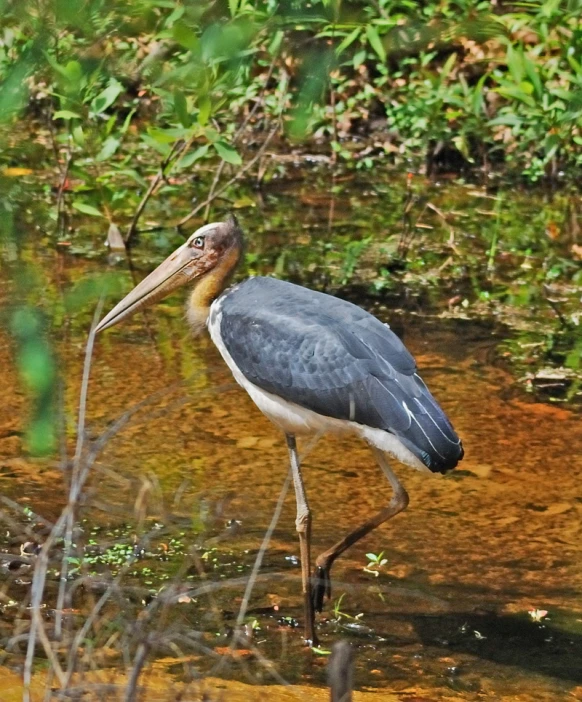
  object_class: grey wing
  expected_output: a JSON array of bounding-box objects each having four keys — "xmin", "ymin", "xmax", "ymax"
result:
[{"xmin": 218, "ymin": 281, "xmax": 463, "ymax": 473}]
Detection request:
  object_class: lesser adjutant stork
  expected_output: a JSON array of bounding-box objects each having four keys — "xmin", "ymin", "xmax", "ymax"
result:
[{"xmin": 96, "ymin": 215, "xmax": 463, "ymax": 646}]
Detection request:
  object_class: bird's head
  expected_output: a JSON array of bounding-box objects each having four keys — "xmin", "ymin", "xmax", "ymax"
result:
[{"xmin": 96, "ymin": 214, "xmax": 243, "ymax": 333}]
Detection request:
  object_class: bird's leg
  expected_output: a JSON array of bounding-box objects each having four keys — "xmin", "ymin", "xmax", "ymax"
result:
[
  {"xmin": 312, "ymin": 446, "xmax": 409, "ymax": 613},
  {"xmin": 286, "ymin": 434, "xmax": 317, "ymax": 646}
]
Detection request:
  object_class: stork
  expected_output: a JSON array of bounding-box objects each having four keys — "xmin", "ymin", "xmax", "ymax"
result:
[{"xmin": 96, "ymin": 215, "xmax": 463, "ymax": 646}]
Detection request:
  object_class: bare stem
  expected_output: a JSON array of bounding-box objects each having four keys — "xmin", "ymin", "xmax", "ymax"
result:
[
  {"xmin": 125, "ymin": 138, "xmax": 193, "ymax": 246},
  {"xmin": 124, "ymin": 641, "xmax": 149, "ymax": 702},
  {"xmin": 235, "ymin": 470, "xmax": 291, "ymax": 629},
  {"xmin": 54, "ymin": 300, "xmax": 104, "ymax": 641},
  {"xmin": 55, "ymin": 138, "xmax": 73, "ymax": 237}
]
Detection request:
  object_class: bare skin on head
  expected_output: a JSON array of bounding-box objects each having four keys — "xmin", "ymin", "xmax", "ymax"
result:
[{"xmin": 95, "ymin": 216, "xmax": 243, "ymax": 334}]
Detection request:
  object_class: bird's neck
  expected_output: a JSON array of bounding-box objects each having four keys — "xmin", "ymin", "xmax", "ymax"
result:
[{"xmin": 187, "ymin": 245, "xmax": 240, "ymax": 335}]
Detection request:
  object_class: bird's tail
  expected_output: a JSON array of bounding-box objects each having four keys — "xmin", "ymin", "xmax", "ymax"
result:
[{"xmin": 397, "ymin": 389, "xmax": 464, "ymax": 474}]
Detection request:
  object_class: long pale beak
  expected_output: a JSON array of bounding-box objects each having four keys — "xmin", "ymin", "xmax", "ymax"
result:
[{"xmin": 96, "ymin": 241, "xmax": 194, "ymax": 333}]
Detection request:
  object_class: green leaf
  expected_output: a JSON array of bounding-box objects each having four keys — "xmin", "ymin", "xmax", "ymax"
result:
[
  {"xmin": 335, "ymin": 27, "xmax": 361, "ymax": 56},
  {"xmin": 204, "ymin": 126, "xmax": 219, "ymax": 143},
  {"xmin": 96, "ymin": 136, "xmax": 120, "ymax": 161},
  {"xmin": 164, "ymin": 4, "xmax": 185, "ymax": 27},
  {"xmin": 552, "ymin": 87, "xmax": 574, "ymax": 102},
  {"xmin": 72, "ymin": 201, "xmax": 104, "ymax": 217},
  {"xmin": 213, "ymin": 140, "xmax": 242, "ymax": 165},
  {"xmin": 233, "ymin": 194, "xmax": 255, "ymax": 208},
  {"xmin": 452, "ymin": 134, "xmax": 471, "ymax": 161},
  {"xmin": 495, "ymin": 85, "xmax": 535, "ymax": 107},
  {"xmin": 91, "ymin": 80, "xmax": 123, "ymax": 114},
  {"xmin": 506, "ymin": 45, "xmax": 524, "ymax": 84},
  {"xmin": 104, "ymin": 113, "xmax": 116, "ymax": 136},
  {"xmin": 268, "ymin": 30, "xmax": 284, "ymax": 56},
  {"xmin": 488, "ymin": 113, "xmax": 522, "ymax": 127},
  {"xmin": 197, "ymin": 94, "xmax": 212, "ymax": 126},
  {"xmin": 174, "ymin": 89, "xmax": 191, "ymax": 128},
  {"xmin": 43, "ymin": 51, "xmax": 69, "ymax": 78},
  {"xmin": 540, "ymin": 0, "xmax": 561, "ymax": 17},
  {"xmin": 147, "ymin": 126, "xmax": 189, "ymax": 143},
  {"xmin": 365, "ymin": 24, "xmax": 386, "ymax": 63},
  {"xmin": 115, "ymin": 169, "xmax": 148, "ymax": 187},
  {"xmin": 228, "ymin": 0, "xmax": 239, "ymax": 16},
  {"xmin": 439, "ymin": 52, "xmax": 457, "ymax": 83},
  {"xmin": 0, "ymin": 58, "xmax": 30, "ymax": 122},
  {"xmin": 543, "ymin": 133, "xmax": 560, "ymax": 160},
  {"xmin": 120, "ymin": 108, "xmax": 136, "ymax": 134},
  {"xmin": 44, "ymin": 52, "xmax": 82, "ymax": 90},
  {"xmin": 472, "ymin": 73, "xmax": 488, "ymax": 115},
  {"xmin": 523, "ymin": 54, "xmax": 543, "ymax": 100},
  {"xmin": 141, "ymin": 134, "xmax": 172, "ymax": 157},
  {"xmin": 53, "ymin": 110, "xmax": 81, "ymax": 120},
  {"xmin": 567, "ymin": 54, "xmax": 582, "ymax": 75},
  {"xmin": 62, "ymin": 60, "xmax": 83, "ymax": 86},
  {"xmin": 173, "ymin": 22, "xmax": 199, "ymax": 51},
  {"xmin": 175, "ymin": 144, "xmax": 210, "ymax": 170},
  {"xmin": 353, "ymin": 49, "xmax": 366, "ymax": 68},
  {"xmin": 72, "ymin": 124, "xmax": 85, "ymax": 146}
]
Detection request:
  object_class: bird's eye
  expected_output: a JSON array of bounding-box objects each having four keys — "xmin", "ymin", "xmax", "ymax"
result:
[{"xmin": 191, "ymin": 236, "xmax": 205, "ymax": 249}]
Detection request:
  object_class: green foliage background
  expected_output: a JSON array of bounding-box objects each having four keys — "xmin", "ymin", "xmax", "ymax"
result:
[{"xmin": 0, "ymin": 0, "xmax": 581, "ymax": 184}]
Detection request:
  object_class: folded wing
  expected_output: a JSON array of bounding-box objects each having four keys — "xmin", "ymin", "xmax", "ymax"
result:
[{"xmin": 219, "ymin": 278, "xmax": 463, "ymax": 473}]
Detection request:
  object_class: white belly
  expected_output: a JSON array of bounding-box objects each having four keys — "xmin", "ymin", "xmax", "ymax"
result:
[{"xmin": 207, "ymin": 299, "xmax": 427, "ymax": 472}]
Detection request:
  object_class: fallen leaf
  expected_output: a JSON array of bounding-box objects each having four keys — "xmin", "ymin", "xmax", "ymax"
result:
[
  {"xmin": 495, "ymin": 516, "xmax": 520, "ymax": 528},
  {"xmin": 528, "ymin": 608, "xmax": 548, "ymax": 622},
  {"xmin": 214, "ymin": 647, "xmax": 253, "ymax": 659},
  {"xmin": 233, "ymin": 195, "xmax": 256, "ymax": 209},
  {"xmin": 385, "ymin": 564, "xmax": 414, "ymax": 579},
  {"xmin": 236, "ymin": 436, "xmax": 259, "ymax": 449},
  {"xmin": 2, "ymin": 167, "xmax": 33, "ymax": 177},
  {"xmin": 543, "ymin": 503, "xmax": 572, "ymax": 516},
  {"xmin": 466, "ymin": 464, "xmax": 493, "ymax": 479},
  {"xmin": 105, "ymin": 222, "xmax": 126, "ymax": 251},
  {"xmin": 546, "ymin": 221, "xmax": 559, "ymax": 240}
]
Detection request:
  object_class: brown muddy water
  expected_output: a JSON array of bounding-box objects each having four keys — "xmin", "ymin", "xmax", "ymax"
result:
[{"xmin": 1, "ymin": 170, "xmax": 582, "ymax": 700}]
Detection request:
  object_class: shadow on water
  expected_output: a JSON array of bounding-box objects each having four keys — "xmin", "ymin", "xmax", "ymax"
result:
[{"xmin": 406, "ymin": 610, "xmax": 582, "ymax": 683}]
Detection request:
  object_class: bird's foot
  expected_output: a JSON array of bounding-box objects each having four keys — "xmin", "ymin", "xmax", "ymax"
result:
[
  {"xmin": 312, "ymin": 565, "xmax": 332, "ymax": 613},
  {"xmin": 303, "ymin": 633, "xmax": 319, "ymax": 648}
]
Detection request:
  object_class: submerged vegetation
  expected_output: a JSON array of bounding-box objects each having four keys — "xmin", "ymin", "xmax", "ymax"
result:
[{"xmin": 0, "ymin": 0, "xmax": 582, "ymax": 699}]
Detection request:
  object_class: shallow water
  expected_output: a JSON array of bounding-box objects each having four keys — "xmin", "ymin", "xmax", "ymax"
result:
[
  {"xmin": 92, "ymin": 311, "xmax": 582, "ymax": 700},
  {"xmin": 3, "ymin": 288, "xmax": 582, "ymax": 699},
  {"xmin": 0, "ymin": 156, "xmax": 582, "ymax": 699}
]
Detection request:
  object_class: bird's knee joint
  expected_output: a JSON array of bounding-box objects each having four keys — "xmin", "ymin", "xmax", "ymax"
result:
[
  {"xmin": 315, "ymin": 553, "xmax": 334, "ymax": 572},
  {"xmin": 394, "ymin": 487, "xmax": 409, "ymax": 511},
  {"xmin": 295, "ymin": 510, "xmax": 311, "ymax": 533}
]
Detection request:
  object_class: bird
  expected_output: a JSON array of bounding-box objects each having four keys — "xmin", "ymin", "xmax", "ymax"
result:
[{"xmin": 96, "ymin": 214, "xmax": 464, "ymax": 646}]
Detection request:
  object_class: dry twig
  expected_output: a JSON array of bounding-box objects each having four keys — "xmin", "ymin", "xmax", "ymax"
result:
[{"xmin": 125, "ymin": 138, "xmax": 193, "ymax": 246}]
